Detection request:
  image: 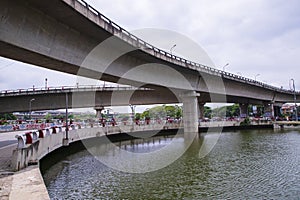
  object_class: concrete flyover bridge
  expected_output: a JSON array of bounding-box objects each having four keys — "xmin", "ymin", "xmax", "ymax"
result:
[
  {"xmin": 0, "ymin": 85, "xmax": 178, "ymax": 113},
  {"xmin": 1, "ymin": 0, "xmax": 299, "ymax": 133}
]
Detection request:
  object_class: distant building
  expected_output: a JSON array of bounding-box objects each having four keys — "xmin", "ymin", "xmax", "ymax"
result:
[
  {"xmin": 13, "ymin": 110, "xmax": 74, "ymax": 120},
  {"xmin": 281, "ymin": 104, "xmax": 296, "ymax": 115}
]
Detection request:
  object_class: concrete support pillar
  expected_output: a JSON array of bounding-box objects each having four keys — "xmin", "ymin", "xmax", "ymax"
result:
[
  {"xmin": 239, "ymin": 103, "xmax": 248, "ymax": 118},
  {"xmin": 273, "ymin": 106, "xmax": 281, "ymax": 118},
  {"xmin": 264, "ymin": 103, "xmax": 274, "ymax": 119},
  {"xmin": 94, "ymin": 106, "xmax": 104, "ymax": 118},
  {"xmin": 198, "ymin": 103, "xmax": 205, "ymax": 120},
  {"xmin": 181, "ymin": 91, "xmax": 200, "ymax": 133}
]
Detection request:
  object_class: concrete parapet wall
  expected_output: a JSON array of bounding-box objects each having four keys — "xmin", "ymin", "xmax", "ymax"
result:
[{"xmin": 11, "ymin": 124, "xmax": 179, "ymax": 171}]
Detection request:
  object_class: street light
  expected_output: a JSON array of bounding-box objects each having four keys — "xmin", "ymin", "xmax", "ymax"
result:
[
  {"xmin": 29, "ymin": 98, "xmax": 35, "ymax": 120},
  {"xmin": 255, "ymin": 74, "xmax": 260, "ymax": 81},
  {"xmin": 290, "ymin": 79, "xmax": 298, "ymax": 121},
  {"xmin": 45, "ymin": 78, "xmax": 48, "ymax": 89},
  {"xmin": 223, "ymin": 63, "xmax": 229, "ymax": 71},
  {"xmin": 170, "ymin": 44, "xmax": 176, "ymax": 55},
  {"xmin": 129, "ymin": 104, "xmax": 136, "ymax": 126}
]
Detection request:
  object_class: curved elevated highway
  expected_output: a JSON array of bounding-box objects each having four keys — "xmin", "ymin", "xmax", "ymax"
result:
[{"xmin": 0, "ymin": 0, "xmax": 299, "ymax": 132}]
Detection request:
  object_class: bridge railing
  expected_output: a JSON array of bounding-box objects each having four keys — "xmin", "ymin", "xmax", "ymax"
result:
[
  {"xmin": 0, "ymin": 85, "xmax": 151, "ymax": 97},
  {"xmin": 14, "ymin": 122, "xmax": 181, "ymax": 149},
  {"xmin": 67, "ymin": 0, "xmax": 298, "ymax": 95},
  {"xmin": 15, "ymin": 126, "xmax": 65, "ymax": 149}
]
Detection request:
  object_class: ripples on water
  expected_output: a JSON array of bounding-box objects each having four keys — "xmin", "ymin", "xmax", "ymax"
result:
[{"xmin": 42, "ymin": 129, "xmax": 300, "ymax": 199}]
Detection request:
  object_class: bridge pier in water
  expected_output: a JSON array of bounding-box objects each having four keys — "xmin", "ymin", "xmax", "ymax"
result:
[
  {"xmin": 273, "ymin": 105, "xmax": 281, "ymax": 118},
  {"xmin": 181, "ymin": 91, "xmax": 200, "ymax": 134},
  {"xmin": 239, "ymin": 103, "xmax": 249, "ymax": 118},
  {"xmin": 95, "ymin": 106, "xmax": 104, "ymax": 119},
  {"xmin": 198, "ymin": 103, "xmax": 205, "ymax": 120},
  {"xmin": 264, "ymin": 103, "xmax": 274, "ymax": 118}
]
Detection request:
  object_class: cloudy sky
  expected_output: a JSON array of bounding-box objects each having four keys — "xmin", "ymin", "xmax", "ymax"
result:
[{"xmin": 1, "ymin": 0, "xmax": 299, "ymax": 94}]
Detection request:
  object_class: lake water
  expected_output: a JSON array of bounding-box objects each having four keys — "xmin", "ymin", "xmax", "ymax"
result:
[{"xmin": 42, "ymin": 129, "xmax": 300, "ymax": 199}]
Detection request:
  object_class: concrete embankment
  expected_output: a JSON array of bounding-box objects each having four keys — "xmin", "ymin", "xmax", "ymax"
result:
[{"xmin": 199, "ymin": 124, "xmax": 274, "ymax": 132}]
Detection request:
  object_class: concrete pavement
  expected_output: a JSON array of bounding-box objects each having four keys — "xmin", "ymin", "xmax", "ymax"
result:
[
  {"xmin": 0, "ymin": 130, "xmax": 49, "ymax": 199},
  {"xmin": 0, "ymin": 130, "xmax": 17, "ymax": 199},
  {"xmin": 0, "ymin": 166, "xmax": 49, "ymax": 200}
]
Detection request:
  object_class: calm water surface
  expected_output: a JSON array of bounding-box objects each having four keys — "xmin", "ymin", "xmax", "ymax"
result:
[{"xmin": 42, "ymin": 129, "xmax": 300, "ymax": 199}]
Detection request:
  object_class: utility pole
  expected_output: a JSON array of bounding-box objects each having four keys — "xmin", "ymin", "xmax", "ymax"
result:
[{"xmin": 291, "ymin": 79, "xmax": 298, "ymax": 121}]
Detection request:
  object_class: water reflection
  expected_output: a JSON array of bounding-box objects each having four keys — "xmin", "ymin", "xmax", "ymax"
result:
[
  {"xmin": 43, "ymin": 129, "xmax": 300, "ymax": 199},
  {"xmin": 80, "ymin": 130, "xmax": 199, "ymax": 173}
]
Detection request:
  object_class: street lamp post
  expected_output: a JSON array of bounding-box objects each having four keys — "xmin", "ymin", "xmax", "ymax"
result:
[
  {"xmin": 222, "ymin": 63, "xmax": 229, "ymax": 71},
  {"xmin": 255, "ymin": 74, "xmax": 260, "ymax": 81},
  {"xmin": 129, "ymin": 104, "xmax": 136, "ymax": 125},
  {"xmin": 65, "ymin": 93, "xmax": 69, "ymax": 139},
  {"xmin": 63, "ymin": 93, "xmax": 69, "ymax": 146},
  {"xmin": 291, "ymin": 79, "xmax": 298, "ymax": 121},
  {"xmin": 170, "ymin": 44, "xmax": 176, "ymax": 55},
  {"xmin": 29, "ymin": 98, "xmax": 35, "ymax": 120},
  {"xmin": 45, "ymin": 78, "xmax": 48, "ymax": 89}
]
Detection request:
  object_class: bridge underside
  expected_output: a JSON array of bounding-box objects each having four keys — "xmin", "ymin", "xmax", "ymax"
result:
[
  {"xmin": 0, "ymin": 0, "xmax": 299, "ymax": 135},
  {"xmin": 0, "ymin": 88, "xmax": 283, "ymax": 113},
  {"xmin": 0, "ymin": 0, "xmax": 298, "ymax": 105}
]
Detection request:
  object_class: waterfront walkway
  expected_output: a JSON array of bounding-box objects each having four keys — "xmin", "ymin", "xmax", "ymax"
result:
[
  {"xmin": 0, "ymin": 131, "xmax": 20, "ymax": 199},
  {"xmin": 0, "ymin": 129, "xmax": 50, "ymax": 200}
]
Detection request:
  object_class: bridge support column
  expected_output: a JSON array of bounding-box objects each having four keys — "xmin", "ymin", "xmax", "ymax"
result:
[
  {"xmin": 181, "ymin": 91, "xmax": 200, "ymax": 134},
  {"xmin": 274, "ymin": 106, "xmax": 281, "ymax": 118},
  {"xmin": 198, "ymin": 103, "xmax": 205, "ymax": 120},
  {"xmin": 95, "ymin": 106, "xmax": 104, "ymax": 119},
  {"xmin": 239, "ymin": 103, "xmax": 249, "ymax": 118},
  {"xmin": 264, "ymin": 103, "xmax": 274, "ymax": 119}
]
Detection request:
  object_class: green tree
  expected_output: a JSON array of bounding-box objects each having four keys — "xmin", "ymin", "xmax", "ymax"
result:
[
  {"xmin": 141, "ymin": 105, "xmax": 182, "ymax": 120},
  {"xmin": 54, "ymin": 114, "xmax": 64, "ymax": 120},
  {"xmin": 148, "ymin": 106, "xmax": 167, "ymax": 119},
  {"xmin": 240, "ymin": 117, "xmax": 251, "ymax": 126},
  {"xmin": 204, "ymin": 106, "xmax": 212, "ymax": 118},
  {"xmin": 226, "ymin": 104, "xmax": 240, "ymax": 117},
  {"xmin": 0, "ymin": 113, "xmax": 17, "ymax": 120},
  {"xmin": 141, "ymin": 110, "xmax": 150, "ymax": 120},
  {"xmin": 68, "ymin": 114, "xmax": 74, "ymax": 119},
  {"xmin": 164, "ymin": 105, "xmax": 176, "ymax": 117},
  {"xmin": 212, "ymin": 106, "xmax": 226, "ymax": 118},
  {"xmin": 175, "ymin": 106, "xmax": 182, "ymax": 119},
  {"xmin": 135, "ymin": 113, "xmax": 141, "ymax": 120},
  {"xmin": 45, "ymin": 113, "xmax": 52, "ymax": 120}
]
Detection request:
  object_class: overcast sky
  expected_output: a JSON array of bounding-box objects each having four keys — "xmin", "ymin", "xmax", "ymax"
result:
[{"xmin": 1, "ymin": 0, "xmax": 299, "ymax": 109}]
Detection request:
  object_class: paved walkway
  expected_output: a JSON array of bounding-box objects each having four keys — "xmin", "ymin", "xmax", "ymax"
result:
[
  {"xmin": 0, "ymin": 144, "xmax": 16, "ymax": 172},
  {"xmin": 0, "ymin": 173, "xmax": 13, "ymax": 200},
  {"xmin": 0, "ymin": 145, "xmax": 15, "ymax": 199},
  {"xmin": 0, "ymin": 130, "xmax": 49, "ymax": 199},
  {"xmin": 0, "ymin": 130, "xmax": 19, "ymax": 171},
  {"xmin": 0, "ymin": 166, "xmax": 49, "ymax": 200},
  {"xmin": 0, "ymin": 131, "xmax": 20, "ymax": 199}
]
